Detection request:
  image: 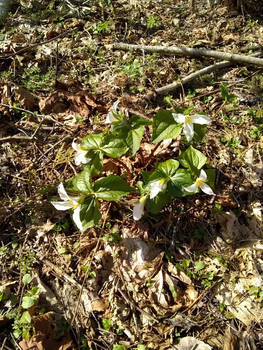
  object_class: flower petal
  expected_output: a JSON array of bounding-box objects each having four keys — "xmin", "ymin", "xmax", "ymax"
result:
[
  {"xmin": 75, "ymin": 152, "xmax": 88, "ymax": 166},
  {"xmin": 199, "ymin": 169, "xmax": 207, "ymax": 181},
  {"xmin": 72, "ymin": 139, "xmax": 80, "ymax": 151},
  {"xmin": 149, "ymin": 180, "xmax": 166, "ymax": 199},
  {"xmin": 133, "ymin": 200, "xmax": 145, "ymax": 221},
  {"xmin": 105, "ymin": 111, "xmax": 114, "ymax": 124},
  {"xmin": 183, "ymin": 122, "xmax": 194, "ymax": 142},
  {"xmin": 112, "ymin": 99, "xmax": 120, "ymax": 113},
  {"xmin": 200, "ymin": 183, "xmax": 215, "ymax": 195},
  {"xmin": 192, "ymin": 114, "xmax": 211, "ymax": 125},
  {"xmin": 184, "ymin": 183, "xmax": 198, "ymax": 193},
  {"xmin": 58, "ymin": 183, "xmax": 70, "ymax": 201},
  {"xmin": 51, "ymin": 201, "xmax": 73, "ymax": 210},
  {"xmin": 72, "ymin": 205, "xmax": 84, "ymax": 231},
  {"xmin": 172, "ymin": 113, "xmax": 185, "ymax": 123}
]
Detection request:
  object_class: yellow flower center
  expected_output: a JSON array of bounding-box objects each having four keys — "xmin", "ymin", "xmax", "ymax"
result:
[
  {"xmin": 185, "ymin": 115, "xmax": 192, "ymax": 124},
  {"xmin": 196, "ymin": 178, "xmax": 204, "ymax": 187},
  {"xmin": 69, "ymin": 200, "xmax": 79, "ymax": 209}
]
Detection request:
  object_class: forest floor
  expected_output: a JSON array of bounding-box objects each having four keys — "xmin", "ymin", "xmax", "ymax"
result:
[{"xmin": 0, "ymin": 0, "xmax": 263, "ymax": 349}]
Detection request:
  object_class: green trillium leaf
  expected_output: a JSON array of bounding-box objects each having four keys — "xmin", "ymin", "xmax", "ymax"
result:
[
  {"xmin": 67, "ymin": 166, "xmax": 93, "ymax": 194},
  {"xmin": 146, "ymin": 191, "xmax": 171, "ymax": 214},
  {"xmin": 101, "ymin": 134, "xmax": 128, "ymax": 158},
  {"xmin": 130, "ymin": 114, "xmax": 152, "ymax": 128},
  {"xmin": 179, "ymin": 146, "xmax": 207, "ymax": 173},
  {"xmin": 86, "ymin": 150, "xmax": 103, "ymax": 175},
  {"xmin": 80, "ymin": 197, "xmax": 101, "ymax": 229},
  {"xmin": 82, "ymin": 133, "xmax": 103, "ymax": 150},
  {"xmin": 168, "ymin": 169, "xmax": 193, "ymax": 197},
  {"xmin": 127, "ymin": 125, "xmax": 145, "ymax": 156},
  {"xmin": 94, "ymin": 175, "xmax": 134, "ymax": 201},
  {"xmin": 156, "ymin": 159, "xmax": 179, "ymax": 177},
  {"xmin": 204, "ymin": 168, "xmax": 216, "ymax": 189},
  {"xmin": 152, "ymin": 109, "xmax": 182, "ymax": 143}
]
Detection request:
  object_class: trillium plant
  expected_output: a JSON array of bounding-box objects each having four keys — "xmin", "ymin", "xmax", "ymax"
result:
[{"xmin": 51, "ymin": 103, "xmax": 215, "ymax": 230}]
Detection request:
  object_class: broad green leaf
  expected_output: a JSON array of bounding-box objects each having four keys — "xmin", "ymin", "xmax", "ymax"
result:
[
  {"xmin": 101, "ymin": 134, "xmax": 128, "ymax": 158},
  {"xmin": 144, "ymin": 170, "xmax": 164, "ymax": 186},
  {"xmin": 80, "ymin": 197, "xmax": 101, "ymax": 229},
  {"xmin": 127, "ymin": 125, "xmax": 145, "ymax": 156},
  {"xmin": 20, "ymin": 311, "xmax": 31, "ymax": 324},
  {"xmin": 179, "ymin": 146, "xmax": 207, "ymax": 173},
  {"xmin": 168, "ymin": 169, "xmax": 193, "ymax": 197},
  {"xmin": 170, "ymin": 169, "xmax": 193, "ymax": 186},
  {"xmin": 152, "ymin": 110, "xmax": 182, "ymax": 143},
  {"xmin": 22, "ymin": 296, "xmax": 37, "ymax": 309},
  {"xmin": 205, "ymin": 168, "xmax": 216, "ymax": 189},
  {"xmin": 94, "ymin": 175, "xmax": 134, "ymax": 201},
  {"xmin": 130, "ymin": 114, "xmax": 152, "ymax": 128},
  {"xmin": 82, "ymin": 133, "xmax": 103, "ymax": 150},
  {"xmin": 193, "ymin": 124, "xmax": 207, "ymax": 143},
  {"xmin": 86, "ymin": 150, "xmax": 103, "ymax": 175},
  {"xmin": 22, "ymin": 274, "xmax": 32, "ymax": 285},
  {"xmin": 68, "ymin": 166, "xmax": 93, "ymax": 194},
  {"xmin": 146, "ymin": 191, "xmax": 171, "ymax": 214},
  {"xmin": 156, "ymin": 159, "xmax": 179, "ymax": 177}
]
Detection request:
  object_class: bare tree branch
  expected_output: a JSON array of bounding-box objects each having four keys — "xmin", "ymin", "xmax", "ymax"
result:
[{"xmin": 112, "ymin": 42, "xmax": 263, "ymax": 67}]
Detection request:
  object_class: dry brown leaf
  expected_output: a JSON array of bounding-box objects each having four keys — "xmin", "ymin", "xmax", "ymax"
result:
[
  {"xmin": 39, "ymin": 89, "xmax": 106, "ymax": 118},
  {"xmin": 223, "ymin": 328, "xmax": 238, "ymax": 350},
  {"xmin": 91, "ymin": 298, "xmax": 109, "ymax": 312},
  {"xmin": 14, "ymin": 86, "xmax": 39, "ymax": 110},
  {"xmin": 19, "ymin": 312, "xmax": 77, "ymax": 350},
  {"xmin": 175, "ymin": 336, "xmax": 212, "ymax": 350},
  {"xmin": 168, "ymin": 262, "xmax": 192, "ymax": 285},
  {"xmin": 185, "ymin": 285, "xmax": 198, "ymax": 302}
]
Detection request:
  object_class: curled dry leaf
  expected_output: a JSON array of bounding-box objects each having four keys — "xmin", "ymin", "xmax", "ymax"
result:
[
  {"xmin": 39, "ymin": 89, "xmax": 106, "ymax": 118},
  {"xmin": 175, "ymin": 336, "xmax": 212, "ymax": 350}
]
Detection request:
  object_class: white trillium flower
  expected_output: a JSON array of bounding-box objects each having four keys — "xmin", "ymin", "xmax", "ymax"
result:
[
  {"xmin": 172, "ymin": 113, "xmax": 211, "ymax": 142},
  {"xmin": 72, "ymin": 139, "xmax": 89, "ymax": 166},
  {"xmin": 184, "ymin": 169, "xmax": 215, "ymax": 195},
  {"xmin": 149, "ymin": 179, "xmax": 167, "ymax": 199},
  {"xmin": 105, "ymin": 100, "xmax": 120, "ymax": 125},
  {"xmin": 133, "ymin": 196, "xmax": 147, "ymax": 221},
  {"xmin": 51, "ymin": 183, "xmax": 84, "ymax": 231}
]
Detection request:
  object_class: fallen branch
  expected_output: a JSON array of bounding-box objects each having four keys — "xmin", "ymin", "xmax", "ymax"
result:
[
  {"xmin": 147, "ymin": 60, "xmax": 232, "ymax": 98},
  {"xmin": 147, "ymin": 51, "xmax": 263, "ymax": 98},
  {"xmin": 112, "ymin": 42, "xmax": 263, "ymax": 67}
]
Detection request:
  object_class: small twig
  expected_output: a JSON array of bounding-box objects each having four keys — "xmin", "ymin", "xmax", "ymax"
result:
[{"xmin": 0, "ymin": 103, "xmax": 67, "ymax": 127}]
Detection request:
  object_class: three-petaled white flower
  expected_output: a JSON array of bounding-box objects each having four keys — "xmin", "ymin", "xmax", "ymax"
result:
[
  {"xmin": 72, "ymin": 139, "xmax": 89, "ymax": 166},
  {"xmin": 172, "ymin": 113, "xmax": 211, "ymax": 142},
  {"xmin": 184, "ymin": 169, "xmax": 215, "ymax": 195},
  {"xmin": 105, "ymin": 100, "xmax": 120, "ymax": 127},
  {"xmin": 149, "ymin": 179, "xmax": 167, "ymax": 199},
  {"xmin": 51, "ymin": 183, "xmax": 84, "ymax": 231},
  {"xmin": 133, "ymin": 196, "xmax": 147, "ymax": 221}
]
